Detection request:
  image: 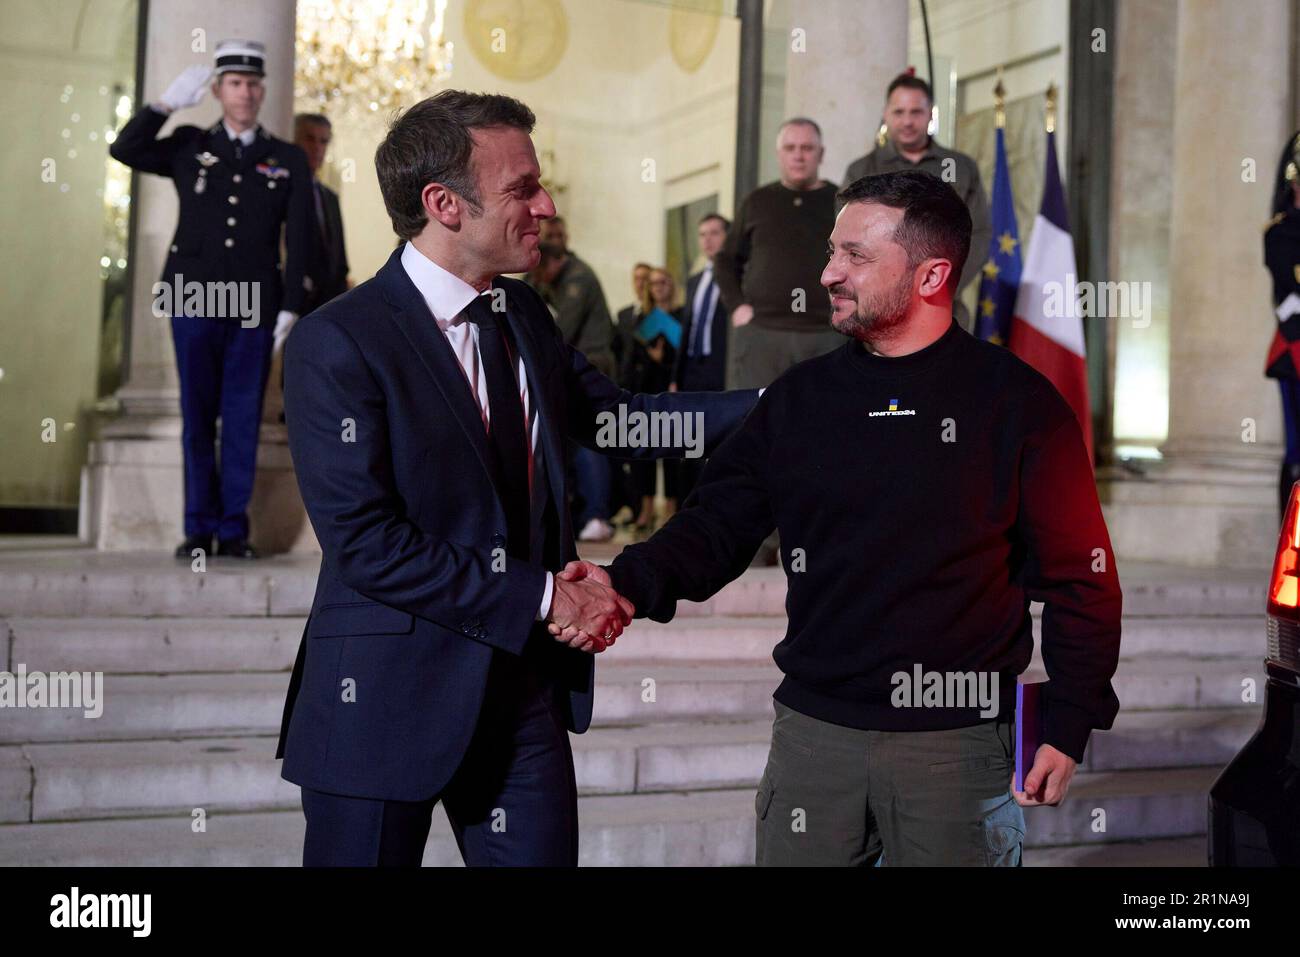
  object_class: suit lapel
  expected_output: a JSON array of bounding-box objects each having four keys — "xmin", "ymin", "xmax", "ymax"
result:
[{"xmin": 378, "ymin": 250, "xmax": 495, "ymax": 485}]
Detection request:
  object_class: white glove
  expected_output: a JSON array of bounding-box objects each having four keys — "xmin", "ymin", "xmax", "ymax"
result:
[
  {"xmin": 158, "ymin": 65, "xmax": 212, "ymax": 112},
  {"xmin": 273, "ymin": 310, "xmax": 299, "ymax": 356}
]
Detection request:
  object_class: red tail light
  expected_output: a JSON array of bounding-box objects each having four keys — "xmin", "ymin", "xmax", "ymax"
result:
[
  {"xmin": 1269, "ymin": 483, "xmax": 1300, "ymax": 615},
  {"xmin": 1267, "ymin": 482, "xmax": 1300, "ymax": 674}
]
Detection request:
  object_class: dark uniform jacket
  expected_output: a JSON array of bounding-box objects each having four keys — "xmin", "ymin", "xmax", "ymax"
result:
[
  {"xmin": 303, "ymin": 180, "xmax": 349, "ymax": 315},
  {"xmin": 1264, "ymin": 207, "xmax": 1300, "ymax": 379},
  {"xmin": 110, "ymin": 106, "xmax": 311, "ymax": 320}
]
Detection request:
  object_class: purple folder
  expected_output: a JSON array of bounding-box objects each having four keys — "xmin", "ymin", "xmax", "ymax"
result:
[{"xmin": 1015, "ymin": 679, "xmax": 1046, "ymax": 793}]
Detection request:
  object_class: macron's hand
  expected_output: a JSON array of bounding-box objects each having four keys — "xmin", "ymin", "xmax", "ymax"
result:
[
  {"xmin": 160, "ymin": 65, "xmax": 212, "ymax": 112},
  {"xmin": 1011, "ymin": 744, "xmax": 1076, "ymax": 807},
  {"xmin": 731, "ymin": 304, "xmax": 754, "ymax": 328}
]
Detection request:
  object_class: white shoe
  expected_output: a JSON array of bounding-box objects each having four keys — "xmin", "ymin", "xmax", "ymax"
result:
[{"xmin": 577, "ymin": 518, "xmax": 614, "ymax": 542}]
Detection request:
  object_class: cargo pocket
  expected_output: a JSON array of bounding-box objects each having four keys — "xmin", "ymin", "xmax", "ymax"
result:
[
  {"xmin": 983, "ymin": 798, "xmax": 1025, "ymax": 866},
  {"xmin": 755, "ymin": 774, "xmax": 775, "ymax": 820}
]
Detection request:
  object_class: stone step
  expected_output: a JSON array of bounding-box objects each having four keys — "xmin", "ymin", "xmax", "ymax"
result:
[
  {"xmin": 1082, "ymin": 708, "xmax": 1259, "ymax": 772},
  {"xmin": 0, "ymin": 767, "xmax": 1219, "ymax": 866},
  {"xmin": 0, "ymin": 553, "xmax": 1267, "ymax": 620},
  {"xmin": 3, "ymin": 703, "xmax": 1248, "ymax": 823},
  {"xmin": 3, "ymin": 719, "xmax": 772, "ymax": 822},
  {"xmin": 1026, "ymin": 836, "xmax": 1205, "ymax": 866},
  {"xmin": 0, "ymin": 649, "xmax": 1267, "ymax": 745},
  {"xmin": 5, "ymin": 603, "xmax": 1272, "ymax": 674}
]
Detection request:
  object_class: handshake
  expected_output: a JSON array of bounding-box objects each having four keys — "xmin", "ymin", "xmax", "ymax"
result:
[{"xmin": 544, "ymin": 561, "xmax": 633, "ymax": 654}]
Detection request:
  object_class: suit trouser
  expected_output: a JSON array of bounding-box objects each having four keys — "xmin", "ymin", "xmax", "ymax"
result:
[
  {"xmin": 755, "ymin": 700, "xmax": 1025, "ymax": 866},
  {"xmin": 299, "ymin": 650, "xmax": 579, "ymax": 866},
  {"xmin": 170, "ymin": 314, "xmax": 274, "ymax": 541}
]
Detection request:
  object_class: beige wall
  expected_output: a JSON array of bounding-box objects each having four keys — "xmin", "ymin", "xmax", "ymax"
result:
[
  {"xmin": 0, "ymin": 0, "xmax": 137, "ymax": 507},
  {"xmin": 315, "ymin": 0, "xmax": 741, "ymax": 314}
]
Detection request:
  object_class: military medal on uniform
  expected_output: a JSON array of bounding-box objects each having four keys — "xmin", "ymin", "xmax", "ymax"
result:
[{"xmin": 194, "ymin": 151, "xmax": 218, "ymax": 195}]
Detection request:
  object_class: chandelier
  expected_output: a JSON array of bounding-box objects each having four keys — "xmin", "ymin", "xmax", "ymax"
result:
[{"xmin": 295, "ymin": 0, "xmax": 453, "ymax": 121}]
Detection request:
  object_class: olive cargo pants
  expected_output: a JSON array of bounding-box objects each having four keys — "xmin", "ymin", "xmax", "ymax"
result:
[{"xmin": 755, "ymin": 700, "xmax": 1025, "ymax": 866}]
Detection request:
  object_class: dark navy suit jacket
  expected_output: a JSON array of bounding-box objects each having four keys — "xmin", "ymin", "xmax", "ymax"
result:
[
  {"xmin": 276, "ymin": 246, "xmax": 758, "ymax": 801},
  {"xmin": 674, "ymin": 269, "xmax": 729, "ymax": 391}
]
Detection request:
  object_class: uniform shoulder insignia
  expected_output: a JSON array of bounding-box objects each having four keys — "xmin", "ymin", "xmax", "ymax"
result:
[{"xmin": 1266, "ymin": 212, "xmax": 1286, "ymax": 231}]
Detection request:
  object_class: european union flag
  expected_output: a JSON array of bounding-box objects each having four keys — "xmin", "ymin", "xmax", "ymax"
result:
[{"xmin": 975, "ymin": 126, "xmax": 1022, "ymax": 343}]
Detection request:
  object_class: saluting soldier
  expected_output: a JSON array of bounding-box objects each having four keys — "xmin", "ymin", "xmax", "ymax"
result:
[
  {"xmin": 110, "ymin": 39, "xmax": 311, "ymax": 559},
  {"xmin": 1262, "ymin": 134, "xmax": 1300, "ymax": 517}
]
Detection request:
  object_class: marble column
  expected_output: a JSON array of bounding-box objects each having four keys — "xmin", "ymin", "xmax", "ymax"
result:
[
  {"xmin": 1101, "ymin": 0, "xmax": 1294, "ymax": 567},
  {"xmin": 781, "ymin": 0, "xmax": 908, "ymax": 188},
  {"xmin": 82, "ymin": 0, "xmax": 317, "ymax": 552}
]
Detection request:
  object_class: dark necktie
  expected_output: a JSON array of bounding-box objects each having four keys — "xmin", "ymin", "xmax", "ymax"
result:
[
  {"xmin": 464, "ymin": 293, "xmax": 531, "ymax": 562},
  {"xmin": 231, "ymin": 136, "xmax": 243, "ymax": 162},
  {"xmin": 313, "ymin": 180, "xmax": 329, "ymax": 245},
  {"xmin": 689, "ymin": 271, "xmax": 717, "ymax": 357}
]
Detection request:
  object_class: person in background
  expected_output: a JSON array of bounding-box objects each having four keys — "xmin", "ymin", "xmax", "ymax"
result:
[
  {"xmin": 842, "ymin": 71, "xmax": 990, "ymax": 333},
  {"xmin": 294, "ymin": 113, "xmax": 351, "ymax": 315},
  {"xmin": 527, "ymin": 218, "xmax": 617, "ymax": 542},
  {"xmin": 610, "ymin": 261, "xmax": 654, "ymax": 525},
  {"xmin": 109, "ymin": 39, "xmax": 310, "ymax": 561},
  {"xmin": 622, "ymin": 267, "xmax": 685, "ymax": 532},
  {"xmin": 1262, "ymin": 134, "xmax": 1300, "ymax": 516},
  {"xmin": 673, "ymin": 213, "xmax": 730, "ymax": 500},
  {"xmin": 714, "ymin": 117, "xmax": 842, "ymax": 392},
  {"xmin": 614, "ymin": 262, "xmax": 653, "ymax": 377}
]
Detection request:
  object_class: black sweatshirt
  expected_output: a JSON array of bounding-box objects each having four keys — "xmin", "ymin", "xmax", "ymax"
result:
[
  {"xmin": 608, "ymin": 321, "xmax": 1122, "ymax": 762},
  {"xmin": 713, "ymin": 181, "xmax": 839, "ymax": 331}
]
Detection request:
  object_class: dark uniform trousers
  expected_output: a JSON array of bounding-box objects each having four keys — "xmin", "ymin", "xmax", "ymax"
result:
[
  {"xmin": 300, "ymin": 388, "xmax": 581, "ymax": 867},
  {"xmin": 171, "ymin": 316, "xmax": 274, "ymax": 541}
]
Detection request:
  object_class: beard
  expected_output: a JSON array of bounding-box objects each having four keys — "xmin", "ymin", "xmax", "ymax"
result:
[
  {"xmin": 538, "ymin": 240, "xmax": 565, "ymax": 257},
  {"xmin": 829, "ymin": 270, "xmax": 914, "ymax": 342}
]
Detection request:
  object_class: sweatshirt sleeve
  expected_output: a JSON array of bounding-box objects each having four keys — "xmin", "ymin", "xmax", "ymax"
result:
[
  {"xmin": 1016, "ymin": 401, "xmax": 1122, "ymax": 763},
  {"xmin": 607, "ymin": 391, "xmax": 776, "ymax": 622},
  {"xmin": 712, "ymin": 194, "xmax": 752, "ymax": 312}
]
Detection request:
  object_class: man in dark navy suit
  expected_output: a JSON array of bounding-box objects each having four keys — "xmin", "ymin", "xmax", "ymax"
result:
[
  {"xmin": 674, "ymin": 213, "xmax": 731, "ymax": 499},
  {"xmin": 110, "ymin": 40, "xmax": 311, "ymax": 560},
  {"xmin": 294, "ymin": 113, "xmax": 351, "ymax": 315},
  {"xmin": 277, "ymin": 90, "xmax": 760, "ymax": 867}
]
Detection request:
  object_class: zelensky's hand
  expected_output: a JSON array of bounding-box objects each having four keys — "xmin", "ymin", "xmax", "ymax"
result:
[
  {"xmin": 1011, "ymin": 744, "xmax": 1076, "ymax": 807},
  {"xmin": 546, "ymin": 573, "xmax": 633, "ymax": 654},
  {"xmin": 556, "ymin": 559, "xmax": 610, "ymax": 585},
  {"xmin": 159, "ymin": 65, "xmax": 212, "ymax": 112}
]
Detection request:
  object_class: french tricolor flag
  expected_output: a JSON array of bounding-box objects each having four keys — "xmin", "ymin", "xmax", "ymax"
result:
[{"xmin": 1008, "ymin": 130, "xmax": 1094, "ymax": 460}]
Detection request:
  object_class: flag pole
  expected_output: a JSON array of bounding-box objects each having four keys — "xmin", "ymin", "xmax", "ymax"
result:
[{"xmin": 994, "ymin": 67, "xmax": 1006, "ymax": 131}]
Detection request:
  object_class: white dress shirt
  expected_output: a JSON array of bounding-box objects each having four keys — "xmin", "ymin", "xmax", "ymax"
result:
[
  {"xmin": 400, "ymin": 242, "xmax": 554, "ymax": 620},
  {"xmin": 221, "ymin": 122, "xmax": 258, "ymax": 147}
]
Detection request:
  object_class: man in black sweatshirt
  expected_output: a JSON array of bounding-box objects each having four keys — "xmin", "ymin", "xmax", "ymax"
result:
[{"xmin": 552, "ymin": 170, "xmax": 1122, "ymax": 866}]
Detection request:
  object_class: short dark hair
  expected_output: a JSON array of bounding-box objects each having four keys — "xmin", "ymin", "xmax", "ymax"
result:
[
  {"xmin": 294, "ymin": 113, "xmax": 331, "ymax": 133},
  {"xmin": 837, "ymin": 170, "xmax": 971, "ymax": 295},
  {"xmin": 886, "ymin": 72, "xmax": 933, "ymax": 104},
  {"xmin": 699, "ymin": 212, "xmax": 730, "ymax": 231},
  {"xmin": 375, "ymin": 90, "xmax": 536, "ymax": 241}
]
